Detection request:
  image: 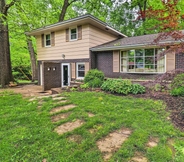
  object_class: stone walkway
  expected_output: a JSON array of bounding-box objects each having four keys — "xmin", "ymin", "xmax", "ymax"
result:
[{"xmin": 1, "ymin": 85, "xmax": 160, "ymax": 162}]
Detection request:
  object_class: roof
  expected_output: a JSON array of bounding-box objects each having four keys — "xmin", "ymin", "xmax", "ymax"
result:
[
  {"xmin": 26, "ymin": 14, "xmax": 127, "ymax": 38},
  {"xmin": 90, "ymin": 32, "xmax": 184, "ymax": 51}
]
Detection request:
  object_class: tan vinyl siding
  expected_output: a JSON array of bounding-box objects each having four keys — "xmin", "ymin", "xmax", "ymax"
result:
[
  {"xmin": 85, "ymin": 62, "xmax": 89, "ymax": 75},
  {"xmin": 71, "ymin": 63, "xmax": 76, "ymax": 79},
  {"xmin": 166, "ymin": 51, "xmax": 175, "ymax": 71},
  {"xmin": 37, "ymin": 24, "xmax": 90, "ymax": 61},
  {"xmin": 113, "ymin": 51, "xmax": 120, "ymax": 72},
  {"xmin": 89, "ymin": 24, "xmax": 117, "ymax": 48}
]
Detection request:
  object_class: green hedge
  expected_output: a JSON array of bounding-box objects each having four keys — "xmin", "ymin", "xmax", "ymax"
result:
[{"xmin": 101, "ymin": 79, "xmax": 145, "ymax": 95}]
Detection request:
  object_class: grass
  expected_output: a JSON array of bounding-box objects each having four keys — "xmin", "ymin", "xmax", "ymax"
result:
[{"xmin": 0, "ymin": 91, "xmax": 184, "ymax": 162}]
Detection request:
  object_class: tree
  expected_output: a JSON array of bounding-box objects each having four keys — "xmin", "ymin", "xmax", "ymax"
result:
[
  {"xmin": 0, "ymin": 0, "xmax": 18, "ymax": 87},
  {"xmin": 138, "ymin": 0, "xmax": 184, "ymax": 54}
]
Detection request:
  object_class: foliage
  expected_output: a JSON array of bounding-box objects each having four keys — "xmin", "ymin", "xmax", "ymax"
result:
[
  {"xmin": 84, "ymin": 69, "xmax": 104, "ymax": 88},
  {"xmin": 80, "ymin": 83, "xmax": 89, "ymax": 89},
  {"xmin": 171, "ymin": 73, "xmax": 184, "ymax": 90},
  {"xmin": 143, "ymin": 69, "xmax": 184, "ymax": 92},
  {"xmin": 130, "ymin": 83, "xmax": 146, "ymax": 94},
  {"xmin": 0, "ymin": 91, "xmax": 183, "ymax": 161},
  {"xmin": 170, "ymin": 87, "xmax": 184, "ymax": 97},
  {"xmin": 101, "ymin": 79, "xmax": 145, "ymax": 95}
]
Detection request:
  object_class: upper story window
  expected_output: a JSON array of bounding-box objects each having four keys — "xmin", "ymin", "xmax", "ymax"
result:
[
  {"xmin": 66, "ymin": 26, "xmax": 82, "ymax": 42},
  {"xmin": 41, "ymin": 32, "xmax": 55, "ymax": 47},
  {"xmin": 121, "ymin": 48, "xmax": 165, "ymax": 73},
  {"xmin": 45, "ymin": 34, "xmax": 51, "ymax": 47},
  {"xmin": 70, "ymin": 27, "xmax": 77, "ymax": 40}
]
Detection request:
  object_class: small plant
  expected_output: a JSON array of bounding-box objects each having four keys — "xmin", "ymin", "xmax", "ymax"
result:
[
  {"xmin": 130, "ymin": 84, "xmax": 145, "ymax": 94},
  {"xmin": 80, "ymin": 83, "xmax": 89, "ymax": 89},
  {"xmin": 170, "ymin": 86, "xmax": 184, "ymax": 96},
  {"xmin": 84, "ymin": 69, "xmax": 104, "ymax": 88}
]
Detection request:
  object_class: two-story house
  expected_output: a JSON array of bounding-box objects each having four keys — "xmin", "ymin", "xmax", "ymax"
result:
[{"xmin": 27, "ymin": 14, "xmax": 184, "ymax": 91}]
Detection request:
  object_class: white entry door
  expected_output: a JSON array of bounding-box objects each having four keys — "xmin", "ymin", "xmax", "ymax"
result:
[{"xmin": 62, "ymin": 63, "xmax": 70, "ymax": 87}]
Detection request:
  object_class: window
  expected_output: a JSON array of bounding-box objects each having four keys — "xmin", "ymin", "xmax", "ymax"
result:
[
  {"xmin": 45, "ymin": 34, "xmax": 51, "ymax": 46},
  {"xmin": 76, "ymin": 63, "xmax": 85, "ymax": 78},
  {"xmin": 121, "ymin": 48, "xmax": 165, "ymax": 73},
  {"xmin": 70, "ymin": 27, "xmax": 77, "ymax": 40}
]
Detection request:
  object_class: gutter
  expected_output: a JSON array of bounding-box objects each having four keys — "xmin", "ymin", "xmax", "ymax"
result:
[
  {"xmin": 26, "ymin": 14, "xmax": 127, "ymax": 37},
  {"xmin": 90, "ymin": 40, "xmax": 182, "ymax": 51}
]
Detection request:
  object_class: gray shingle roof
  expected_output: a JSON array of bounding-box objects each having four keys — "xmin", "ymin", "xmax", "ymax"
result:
[{"xmin": 91, "ymin": 31, "xmax": 184, "ymax": 51}]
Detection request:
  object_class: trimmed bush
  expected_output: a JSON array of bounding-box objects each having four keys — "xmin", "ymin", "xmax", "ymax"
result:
[
  {"xmin": 101, "ymin": 79, "xmax": 145, "ymax": 95},
  {"xmin": 84, "ymin": 69, "xmax": 104, "ymax": 88}
]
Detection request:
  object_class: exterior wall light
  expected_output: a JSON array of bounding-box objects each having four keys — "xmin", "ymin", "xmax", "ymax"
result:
[
  {"xmin": 62, "ymin": 54, "xmax": 65, "ymax": 59},
  {"xmin": 47, "ymin": 67, "xmax": 51, "ymax": 71},
  {"xmin": 53, "ymin": 67, "xmax": 56, "ymax": 71}
]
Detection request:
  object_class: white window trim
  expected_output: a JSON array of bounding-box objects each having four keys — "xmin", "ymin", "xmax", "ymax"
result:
[
  {"xmin": 76, "ymin": 62, "xmax": 85, "ymax": 79},
  {"xmin": 120, "ymin": 48, "xmax": 166, "ymax": 74},
  {"xmin": 69, "ymin": 27, "xmax": 78, "ymax": 41},
  {"xmin": 45, "ymin": 33, "xmax": 51, "ymax": 47}
]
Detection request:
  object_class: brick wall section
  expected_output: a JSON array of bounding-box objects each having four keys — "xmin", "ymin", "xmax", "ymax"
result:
[
  {"xmin": 93, "ymin": 51, "xmax": 158, "ymax": 80},
  {"xmin": 43, "ymin": 62, "xmax": 61, "ymax": 91},
  {"xmin": 176, "ymin": 53, "xmax": 184, "ymax": 69}
]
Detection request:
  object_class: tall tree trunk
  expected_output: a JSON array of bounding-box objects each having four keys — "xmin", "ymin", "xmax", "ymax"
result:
[
  {"xmin": 26, "ymin": 35, "xmax": 37, "ymax": 81},
  {"xmin": 0, "ymin": 0, "xmax": 16, "ymax": 87}
]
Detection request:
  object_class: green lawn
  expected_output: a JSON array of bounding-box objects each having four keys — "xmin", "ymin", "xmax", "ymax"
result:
[{"xmin": 0, "ymin": 91, "xmax": 184, "ymax": 162}]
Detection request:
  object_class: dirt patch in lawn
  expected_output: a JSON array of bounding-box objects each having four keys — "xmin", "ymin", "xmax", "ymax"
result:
[
  {"xmin": 50, "ymin": 104, "xmax": 76, "ymax": 114},
  {"xmin": 97, "ymin": 127, "xmax": 132, "ymax": 161},
  {"xmin": 68, "ymin": 134, "xmax": 83, "ymax": 144},
  {"xmin": 54, "ymin": 120, "xmax": 84, "ymax": 135},
  {"xmin": 146, "ymin": 137, "xmax": 159, "ymax": 148},
  {"xmin": 88, "ymin": 112, "xmax": 95, "ymax": 117},
  {"xmin": 51, "ymin": 112, "xmax": 71, "ymax": 122},
  {"xmin": 130, "ymin": 152, "xmax": 148, "ymax": 162}
]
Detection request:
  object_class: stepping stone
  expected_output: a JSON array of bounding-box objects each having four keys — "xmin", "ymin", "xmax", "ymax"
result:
[
  {"xmin": 56, "ymin": 100, "xmax": 67, "ymax": 104},
  {"xmin": 51, "ymin": 112, "xmax": 70, "ymax": 122},
  {"xmin": 50, "ymin": 104, "xmax": 76, "ymax": 114},
  {"xmin": 146, "ymin": 137, "xmax": 159, "ymax": 148},
  {"xmin": 88, "ymin": 112, "xmax": 95, "ymax": 117},
  {"xmin": 52, "ymin": 97, "xmax": 65, "ymax": 100},
  {"xmin": 54, "ymin": 120, "xmax": 84, "ymax": 135},
  {"xmin": 51, "ymin": 94, "xmax": 60, "ymax": 98},
  {"xmin": 68, "ymin": 134, "xmax": 83, "ymax": 144},
  {"xmin": 131, "ymin": 152, "xmax": 148, "ymax": 162},
  {"xmin": 97, "ymin": 128, "xmax": 132, "ymax": 161}
]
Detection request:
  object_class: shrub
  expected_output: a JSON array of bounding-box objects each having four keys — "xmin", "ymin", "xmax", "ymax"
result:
[
  {"xmin": 80, "ymin": 83, "xmax": 89, "ymax": 89},
  {"xmin": 171, "ymin": 86, "xmax": 184, "ymax": 96},
  {"xmin": 130, "ymin": 84, "xmax": 146, "ymax": 94},
  {"xmin": 101, "ymin": 79, "xmax": 145, "ymax": 95},
  {"xmin": 84, "ymin": 69, "xmax": 104, "ymax": 88},
  {"xmin": 171, "ymin": 73, "xmax": 184, "ymax": 90}
]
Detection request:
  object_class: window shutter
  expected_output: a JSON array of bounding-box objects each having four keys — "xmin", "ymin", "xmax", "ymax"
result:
[
  {"xmin": 78, "ymin": 26, "xmax": 82, "ymax": 40},
  {"xmin": 166, "ymin": 51, "xmax": 175, "ymax": 71},
  {"xmin": 85, "ymin": 62, "xmax": 89, "ymax": 75},
  {"xmin": 113, "ymin": 51, "xmax": 120, "ymax": 72},
  {"xmin": 66, "ymin": 28, "xmax": 69, "ymax": 42},
  {"xmin": 51, "ymin": 32, "xmax": 55, "ymax": 46},
  {"xmin": 41, "ymin": 34, "xmax": 44, "ymax": 47},
  {"xmin": 71, "ymin": 63, "xmax": 76, "ymax": 79}
]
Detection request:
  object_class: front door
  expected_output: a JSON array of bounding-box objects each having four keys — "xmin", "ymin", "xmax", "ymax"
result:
[{"xmin": 62, "ymin": 63, "xmax": 70, "ymax": 87}]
